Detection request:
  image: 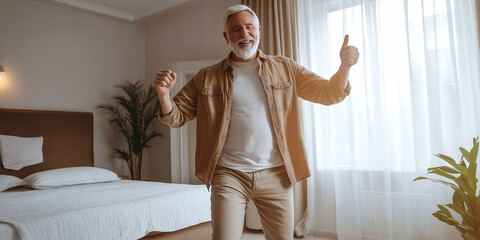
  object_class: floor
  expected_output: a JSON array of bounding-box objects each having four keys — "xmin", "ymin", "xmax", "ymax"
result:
[{"xmin": 240, "ymin": 228, "xmax": 335, "ymax": 240}]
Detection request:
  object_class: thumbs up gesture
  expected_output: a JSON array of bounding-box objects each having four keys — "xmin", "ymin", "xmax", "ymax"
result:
[{"xmin": 339, "ymin": 35, "xmax": 359, "ymax": 68}]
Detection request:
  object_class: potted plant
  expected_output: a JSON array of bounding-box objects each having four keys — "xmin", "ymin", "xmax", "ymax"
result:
[
  {"xmin": 98, "ymin": 80, "xmax": 162, "ymax": 180},
  {"xmin": 413, "ymin": 137, "xmax": 479, "ymax": 240}
]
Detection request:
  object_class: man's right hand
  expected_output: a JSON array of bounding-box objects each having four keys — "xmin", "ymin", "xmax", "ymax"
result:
[
  {"xmin": 154, "ymin": 70, "xmax": 176, "ymax": 116},
  {"xmin": 154, "ymin": 70, "xmax": 177, "ymax": 97}
]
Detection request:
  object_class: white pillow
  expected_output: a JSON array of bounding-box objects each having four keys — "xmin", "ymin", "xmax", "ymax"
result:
[
  {"xmin": 0, "ymin": 135, "xmax": 44, "ymax": 170},
  {"xmin": 24, "ymin": 167, "xmax": 120, "ymax": 190},
  {"xmin": 0, "ymin": 175, "xmax": 28, "ymax": 192}
]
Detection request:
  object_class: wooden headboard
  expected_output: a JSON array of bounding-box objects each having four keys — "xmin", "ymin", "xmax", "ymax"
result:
[{"xmin": 0, "ymin": 108, "xmax": 94, "ymax": 178}]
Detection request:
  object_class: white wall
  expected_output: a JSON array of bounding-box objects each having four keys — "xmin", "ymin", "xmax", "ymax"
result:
[
  {"xmin": 145, "ymin": 0, "xmax": 239, "ymax": 182},
  {"xmin": 0, "ymin": 0, "xmax": 241, "ymax": 182},
  {"xmin": 0, "ymin": 0, "xmax": 146, "ymax": 176}
]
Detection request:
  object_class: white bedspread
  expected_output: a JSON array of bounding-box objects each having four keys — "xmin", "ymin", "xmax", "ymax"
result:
[{"xmin": 0, "ymin": 180, "xmax": 211, "ymax": 240}]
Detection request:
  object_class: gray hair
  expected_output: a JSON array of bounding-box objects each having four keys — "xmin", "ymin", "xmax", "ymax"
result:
[{"xmin": 223, "ymin": 5, "xmax": 260, "ymax": 32}]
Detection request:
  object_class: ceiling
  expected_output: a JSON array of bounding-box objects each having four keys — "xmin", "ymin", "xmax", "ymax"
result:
[{"xmin": 38, "ymin": 0, "xmax": 193, "ymax": 22}]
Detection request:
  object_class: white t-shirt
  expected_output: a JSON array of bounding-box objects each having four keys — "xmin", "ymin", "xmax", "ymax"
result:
[{"xmin": 217, "ymin": 60, "xmax": 284, "ymax": 172}]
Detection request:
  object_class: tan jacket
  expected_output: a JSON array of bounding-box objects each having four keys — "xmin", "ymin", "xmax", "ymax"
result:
[{"xmin": 159, "ymin": 50, "xmax": 350, "ymax": 188}]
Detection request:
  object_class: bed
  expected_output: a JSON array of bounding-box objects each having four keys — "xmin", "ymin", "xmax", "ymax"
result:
[{"xmin": 0, "ymin": 108, "xmax": 212, "ymax": 240}]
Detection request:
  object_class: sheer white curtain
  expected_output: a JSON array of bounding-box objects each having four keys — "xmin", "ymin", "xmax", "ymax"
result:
[{"xmin": 297, "ymin": 0, "xmax": 480, "ymax": 239}]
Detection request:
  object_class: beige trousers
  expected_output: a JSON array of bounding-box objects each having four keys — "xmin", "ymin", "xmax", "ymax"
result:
[{"xmin": 210, "ymin": 165, "xmax": 294, "ymax": 240}]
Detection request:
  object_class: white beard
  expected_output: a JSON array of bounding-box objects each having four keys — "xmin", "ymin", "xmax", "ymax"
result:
[{"xmin": 229, "ymin": 36, "xmax": 259, "ymax": 60}]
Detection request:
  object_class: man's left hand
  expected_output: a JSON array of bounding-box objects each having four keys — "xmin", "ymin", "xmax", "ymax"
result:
[{"xmin": 340, "ymin": 35, "xmax": 359, "ymax": 68}]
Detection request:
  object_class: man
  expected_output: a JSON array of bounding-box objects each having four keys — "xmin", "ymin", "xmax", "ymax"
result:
[{"xmin": 154, "ymin": 4, "xmax": 359, "ymax": 240}]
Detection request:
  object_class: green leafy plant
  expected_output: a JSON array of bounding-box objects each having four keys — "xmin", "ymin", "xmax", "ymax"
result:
[
  {"xmin": 413, "ymin": 137, "xmax": 480, "ymax": 240},
  {"xmin": 98, "ymin": 80, "xmax": 162, "ymax": 180}
]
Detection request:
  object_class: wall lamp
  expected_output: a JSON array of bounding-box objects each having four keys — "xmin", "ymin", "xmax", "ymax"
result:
[{"xmin": 0, "ymin": 65, "xmax": 4, "ymax": 81}]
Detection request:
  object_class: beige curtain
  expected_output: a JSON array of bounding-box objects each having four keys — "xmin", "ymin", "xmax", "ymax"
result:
[
  {"xmin": 241, "ymin": 0, "xmax": 307, "ymax": 237},
  {"xmin": 242, "ymin": 0, "xmax": 299, "ymax": 61}
]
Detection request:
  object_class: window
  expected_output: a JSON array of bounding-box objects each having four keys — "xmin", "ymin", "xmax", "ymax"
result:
[{"xmin": 300, "ymin": 0, "xmax": 480, "ymax": 171}]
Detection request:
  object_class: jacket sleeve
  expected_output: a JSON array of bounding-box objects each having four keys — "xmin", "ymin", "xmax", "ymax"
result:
[
  {"xmin": 290, "ymin": 58, "xmax": 351, "ymax": 106},
  {"xmin": 157, "ymin": 74, "xmax": 200, "ymax": 128}
]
